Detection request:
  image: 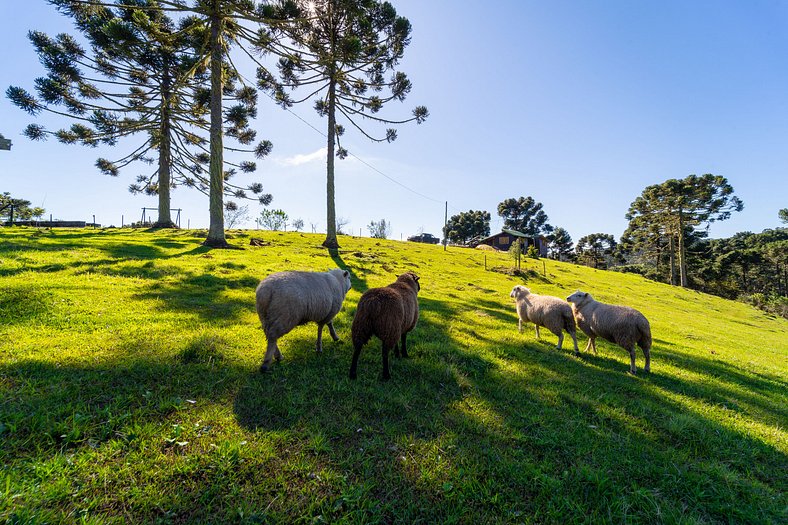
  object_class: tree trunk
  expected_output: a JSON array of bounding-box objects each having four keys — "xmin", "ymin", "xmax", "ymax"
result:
[
  {"xmin": 669, "ymin": 233, "xmax": 677, "ymax": 286},
  {"xmin": 742, "ymin": 262, "xmax": 749, "ymax": 293},
  {"xmin": 154, "ymin": 56, "xmax": 174, "ymax": 228},
  {"xmin": 204, "ymin": 4, "xmax": 228, "ymax": 248},
  {"xmin": 678, "ymin": 211, "xmax": 688, "ymax": 287},
  {"xmin": 322, "ymin": 80, "xmax": 339, "ymax": 249}
]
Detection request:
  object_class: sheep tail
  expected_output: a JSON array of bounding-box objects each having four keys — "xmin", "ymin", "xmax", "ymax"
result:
[
  {"xmin": 351, "ymin": 307, "xmax": 373, "ymax": 349},
  {"xmin": 255, "ymin": 285, "xmax": 272, "ymax": 327},
  {"xmin": 350, "ymin": 317, "xmax": 373, "ymax": 348},
  {"xmin": 563, "ymin": 308, "xmax": 577, "ymax": 331},
  {"xmin": 639, "ymin": 320, "xmax": 652, "ymax": 350}
]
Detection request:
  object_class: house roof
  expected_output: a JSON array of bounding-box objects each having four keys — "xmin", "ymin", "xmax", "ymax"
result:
[
  {"xmin": 477, "ymin": 229, "xmax": 524, "ymax": 243},
  {"xmin": 501, "ymin": 228, "xmax": 531, "ymax": 238}
]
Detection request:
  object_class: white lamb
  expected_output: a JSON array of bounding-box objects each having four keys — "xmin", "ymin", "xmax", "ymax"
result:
[
  {"xmin": 510, "ymin": 285, "xmax": 579, "ymax": 352},
  {"xmin": 255, "ymin": 269, "xmax": 352, "ymax": 371},
  {"xmin": 566, "ymin": 290, "xmax": 652, "ymax": 374}
]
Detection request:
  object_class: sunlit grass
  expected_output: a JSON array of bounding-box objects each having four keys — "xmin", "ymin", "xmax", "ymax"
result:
[{"xmin": 1, "ymin": 227, "xmax": 786, "ymax": 523}]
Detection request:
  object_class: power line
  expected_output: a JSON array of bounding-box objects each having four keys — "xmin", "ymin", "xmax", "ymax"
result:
[{"xmin": 262, "ymin": 90, "xmax": 447, "ymax": 205}]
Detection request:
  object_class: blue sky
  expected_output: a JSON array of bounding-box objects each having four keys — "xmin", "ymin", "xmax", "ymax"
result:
[{"xmin": 1, "ymin": 0, "xmax": 786, "ymax": 241}]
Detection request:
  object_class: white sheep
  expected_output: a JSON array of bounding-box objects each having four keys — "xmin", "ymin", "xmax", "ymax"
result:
[
  {"xmin": 510, "ymin": 285, "xmax": 579, "ymax": 353},
  {"xmin": 255, "ymin": 269, "xmax": 352, "ymax": 371},
  {"xmin": 566, "ymin": 290, "xmax": 652, "ymax": 374}
]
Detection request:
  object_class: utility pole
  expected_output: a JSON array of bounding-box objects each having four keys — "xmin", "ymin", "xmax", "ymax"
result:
[{"xmin": 443, "ymin": 201, "xmax": 448, "ymax": 251}]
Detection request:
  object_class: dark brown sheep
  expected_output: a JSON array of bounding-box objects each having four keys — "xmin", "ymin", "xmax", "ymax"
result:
[{"xmin": 349, "ymin": 272, "xmax": 420, "ymax": 381}]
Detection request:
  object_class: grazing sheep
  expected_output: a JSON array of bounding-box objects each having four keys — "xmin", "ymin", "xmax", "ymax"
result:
[
  {"xmin": 349, "ymin": 272, "xmax": 420, "ymax": 381},
  {"xmin": 566, "ymin": 290, "xmax": 652, "ymax": 374},
  {"xmin": 510, "ymin": 285, "xmax": 579, "ymax": 353},
  {"xmin": 255, "ymin": 269, "xmax": 352, "ymax": 371}
]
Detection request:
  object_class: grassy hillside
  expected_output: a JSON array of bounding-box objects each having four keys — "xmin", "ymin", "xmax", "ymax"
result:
[{"xmin": 1, "ymin": 227, "xmax": 786, "ymax": 524}]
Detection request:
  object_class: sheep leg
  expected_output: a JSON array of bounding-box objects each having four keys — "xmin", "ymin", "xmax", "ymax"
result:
[
  {"xmin": 627, "ymin": 347, "xmax": 637, "ymax": 375},
  {"xmin": 315, "ymin": 323, "xmax": 324, "ymax": 353},
  {"xmin": 327, "ymin": 321, "xmax": 340, "ymax": 342},
  {"xmin": 643, "ymin": 346, "xmax": 651, "ymax": 373},
  {"xmin": 349, "ymin": 344, "xmax": 362, "ymax": 380},
  {"xmin": 534, "ymin": 325, "xmax": 541, "ymax": 339},
  {"xmin": 569, "ymin": 331, "xmax": 580, "ymax": 355},
  {"xmin": 400, "ymin": 333, "xmax": 409, "ymax": 358},
  {"xmin": 555, "ymin": 331, "xmax": 564, "ymax": 350},
  {"xmin": 518, "ymin": 318, "xmax": 523, "ymax": 333},
  {"xmin": 381, "ymin": 344, "xmax": 392, "ymax": 381},
  {"xmin": 393, "ymin": 341, "xmax": 401, "ymax": 358},
  {"xmin": 584, "ymin": 336, "xmax": 597, "ymax": 354},
  {"xmin": 261, "ymin": 337, "xmax": 278, "ymax": 372}
]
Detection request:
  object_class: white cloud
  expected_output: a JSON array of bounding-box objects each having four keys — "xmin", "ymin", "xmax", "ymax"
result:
[{"xmin": 277, "ymin": 147, "xmax": 327, "ymax": 167}]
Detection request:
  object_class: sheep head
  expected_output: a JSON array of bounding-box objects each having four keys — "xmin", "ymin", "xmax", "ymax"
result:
[
  {"xmin": 330, "ymin": 268, "xmax": 352, "ymax": 294},
  {"xmin": 397, "ymin": 272, "xmax": 420, "ymax": 292},
  {"xmin": 566, "ymin": 290, "xmax": 591, "ymax": 306},
  {"xmin": 510, "ymin": 285, "xmax": 530, "ymax": 299}
]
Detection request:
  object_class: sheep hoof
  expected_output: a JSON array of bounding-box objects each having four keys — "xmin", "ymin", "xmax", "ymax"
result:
[
  {"xmin": 260, "ymin": 363, "xmax": 271, "ymax": 373},
  {"xmin": 627, "ymin": 369, "xmax": 637, "ymax": 376}
]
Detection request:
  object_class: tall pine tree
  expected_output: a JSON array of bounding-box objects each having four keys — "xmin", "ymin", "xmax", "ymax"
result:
[
  {"xmin": 626, "ymin": 174, "xmax": 743, "ymax": 287},
  {"xmin": 7, "ymin": 0, "xmax": 273, "ymax": 231},
  {"xmin": 261, "ymin": 0, "xmax": 429, "ymax": 249}
]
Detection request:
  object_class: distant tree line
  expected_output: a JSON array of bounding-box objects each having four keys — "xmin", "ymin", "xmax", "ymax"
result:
[
  {"xmin": 439, "ymin": 175, "xmax": 783, "ymax": 317},
  {"xmin": 1, "ymin": 192, "xmax": 45, "ymax": 223}
]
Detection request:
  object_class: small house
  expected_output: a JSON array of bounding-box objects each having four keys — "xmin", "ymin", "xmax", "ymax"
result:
[{"xmin": 476, "ymin": 228, "xmax": 548, "ymax": 257}]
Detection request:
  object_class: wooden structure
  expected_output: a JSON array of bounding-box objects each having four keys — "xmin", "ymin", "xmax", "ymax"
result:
[
  {"xmin": 476, "ymin": 228, "xmax": 548, "ymax": 257},
  {"xmin": 140, "ymin": 207, "xmax": 181, "ymax": 227}
]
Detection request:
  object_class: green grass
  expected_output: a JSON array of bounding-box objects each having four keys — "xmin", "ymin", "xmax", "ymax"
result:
[{"xmin": 1, "ymin": 227, "xmax": 786, "ymax": 524}]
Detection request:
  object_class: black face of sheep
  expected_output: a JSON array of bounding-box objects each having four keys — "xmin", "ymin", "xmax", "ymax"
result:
[{"xmin": 349, "ymin": 272, "xmax": 421, "ymax": 381}]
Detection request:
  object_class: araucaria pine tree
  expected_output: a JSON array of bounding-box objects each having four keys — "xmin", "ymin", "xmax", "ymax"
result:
[
  {"xmin": 261, "ymin": 0, "xmax": 429, "ymax": 249},
  {"xmin": 625, "ymin": 174, "xmax": 743, "ymax": 287},
  {"xmin": 7, "ymin": 0, "xmax": 274, "ymax": 232}
]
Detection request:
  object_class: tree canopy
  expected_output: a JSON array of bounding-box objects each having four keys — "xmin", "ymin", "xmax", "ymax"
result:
[
  {"xmin": 576, "ymin": 233, "xmax": 617, "ymax": 269},
  {"xmin": 547, "ymin": 227, "xmax": 573, "ymax": 260},
  {"xmin": 0, "ymin": 192, "xmax": 46, "ymax": 223},
  {"xmin": 443, "ymin": 210, "xmax": 490, "ymax": 245},
  {"xmin": 367, "ymin": 218, "xmax": 391, "ymax": 239},
  {"xmin": 7, "ymin": 0, "xmax": 274, "ymax": 230},
  {"xmin": 261, "ymin": 0, "xmax": 428, "ymax": 249},
  {"xmin": 625, "ymin": 174, "xmax": 743, "ymax": 287},
  {"xmin": 497, "ymin": 196, "xmax": 553, "ymax": 236}
]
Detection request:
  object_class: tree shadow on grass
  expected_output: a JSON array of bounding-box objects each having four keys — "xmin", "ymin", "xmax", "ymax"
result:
[
  {"xmin": 0, "ymin": 353, "xmax": 244, "ymax": 461},
  {"xmin": 414, "ymin": 299, "xmax": 787, "ymax": 522},
  {"xmin": 230, "ymin": 293, "xmax": 782, "ymax": 522},
  {"xmin": 329, "ymin": 249, "xmax": 369, "ymax": 293},
  {"xmin": 130, "ymin": 271, "xmax": 259, "ymax": 324}
]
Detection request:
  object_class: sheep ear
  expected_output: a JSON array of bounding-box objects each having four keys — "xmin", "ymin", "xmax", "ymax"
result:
[{"xmin": 343, "ymin": 270, "xmax": 349, "ymax": 277}]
